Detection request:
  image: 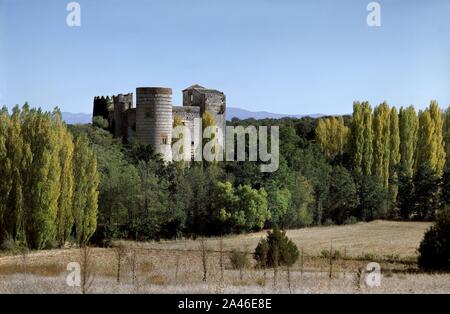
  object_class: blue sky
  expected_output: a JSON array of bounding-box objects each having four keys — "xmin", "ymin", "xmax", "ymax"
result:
[{"xmin": 0, "ymin": 0, "xmax": 449, "ymax": 115}]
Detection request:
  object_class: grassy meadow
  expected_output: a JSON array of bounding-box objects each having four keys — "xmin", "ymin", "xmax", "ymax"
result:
[{"xmin": 1, "ymin": 220, "xmax": 449, "ymax": 294}]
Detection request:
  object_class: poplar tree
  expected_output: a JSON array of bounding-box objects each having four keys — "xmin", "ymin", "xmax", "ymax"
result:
[
  {"xmin": 389, "ymin": 107, "xmax": 400, "ymax": 210},
  {"xmin": 361, "ymin": 101, "xmax": 373, "ymax": 177},
  {"xmin": 372, "ymin": 102, "xmax": 391, "ymax": 187},
  {"xmin": 316, "ymin": 116, "xmax": 349, "ymax": 161},
  {"xmin": 444, "ymin": 106, "xmax": 450, "ymax": 170},
  {"xmin": 72, "ymin": 135, "xmax": 99, "ymax": 246},
  {"xmin": 415, "ymin": 102, "xmax": 445, "ymax": 176},
  {"xmin": 351, "ymin": 102, "xmax": 364, "ymax": 177},
  {"xmin": 399, "ymin": 106, "xmax": 418, "ymax": 178},
  {"xmin": 429, "ymin": 101, "xmax": 445, "ymax": 176},
  {"xmin": 22, "ymin": 109, "xmax": 61, "ymax": 249},
  {"xmin": 4, "ymin": 106, "xmax": 24, "ymax": 241},
  {"xmin": 415, "ymin": 110, "xmax": 436, "ymax": 172},
  {"xmin": 0, "ymin": 108, "xmax": 11, "ymax": 240},
  {"xmin": 54, "ymin": 109, "xmax": 75, "ymax": 246}
]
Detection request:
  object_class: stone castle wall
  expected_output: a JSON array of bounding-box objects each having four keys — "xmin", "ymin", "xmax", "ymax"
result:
[{"xmin": 93, "ymin": 85, "xmax": 226, "ymax": 161}]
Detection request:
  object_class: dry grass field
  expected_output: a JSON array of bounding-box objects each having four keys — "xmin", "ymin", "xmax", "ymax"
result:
[{"xmin": 1, "ymin": 220, "xmax": 449, "ymax": 294}]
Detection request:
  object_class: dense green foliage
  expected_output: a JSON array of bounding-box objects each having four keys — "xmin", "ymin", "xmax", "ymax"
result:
[
  {"xmin": 3, "ymin": 99, "xmax": 450, "ymax": 257},
  {"xmin": 418, "ymin": 207, "xmax": 450, "ymax": 271},
  {"xmin": 0, "ymin": 105, "xmax": 99, "ymax": 249},
  {"xmin": 254, "ymin": 226, "xmax": 299, "ymax": 267}
]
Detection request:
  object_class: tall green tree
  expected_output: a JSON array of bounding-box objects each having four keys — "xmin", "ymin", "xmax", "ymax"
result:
[
  {"xmin": 54, "ymin": 109, "xmax": 75, "ymax": 246},
  {"xmin": 399, "ymin": 106, "xmax": 418, "ymax": 178},
  {"xmin": 5, "ymin": 107, "xmax": 25, "ymax": 241},
  {"xmin": 415, "ymin": 110, "xmax": 436, "ymax": 173},
  {"xmin": 444, "ymin": 106, "xmax": 450, "ymax": 170},
  {"xmin": 372, "ymin": 102, "xmax": 390, "ymax": 187},
  {"xmin": 388, "ymin": 107, "xmax": 400, "ymax": 214},
  {"xmin": 72, "ymin": 135, "xmax": 99, "ymax": 246},
  {"xmin": 22, "ymin": 109, "xmax": 61, "ymax": 249},
  {"xmin": 316, "ymin": 116, "xmax": 349, "ymax": 161},
  {"xmin": 429, "ymin": 101, "xmax": 445, "ymax": 176},
  {"xmin": 0, "ymin": 108, "xmax": 12, "ymax": 241}
]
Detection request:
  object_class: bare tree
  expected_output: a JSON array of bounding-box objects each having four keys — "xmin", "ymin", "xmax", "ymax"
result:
[
  {"xmin": 200, "ymin": 238, "xmax": 208, "ymax": 282},
  {"xmin": 127, "ymin": 248, "xmax": 138, "ymax": 286},
  {"xmin": 353, "ymin": 267, "xmax": 363, "ymax": 291},
  {"xmin": 219, "ymin": 238, "xmax": 224, "ymax": 282},
  {"xmin": 115, "ymin": 242, "xmax": 126, "ymax": 284},
  {"xmin": 79, "ymin": 245, "xmax": 95, "ymax": 294},
  {"xmin": 328, "ymin": 240, "xmax": 333, "ymax": 279},
  {"xmin": 175, "ymin": 254, "xmax": 180, "ymax": 283}
]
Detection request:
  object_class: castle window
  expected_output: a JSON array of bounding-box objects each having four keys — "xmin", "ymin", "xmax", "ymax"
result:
[
  {"xmin": 190, "ymin": 94, "xmax": 193, "ymax": 102},
  {"xmin": 145, "ymin": 111, "xmax": 151, "ymax": 118},
  {"xmin": 161, "ymin": 135, "xmax": 168, "ymax": 145}
]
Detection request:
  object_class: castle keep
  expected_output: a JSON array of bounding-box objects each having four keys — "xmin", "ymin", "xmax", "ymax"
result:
[{"xmin": 93, "ymin": 85, "xmax": 226, "ymax": 161}]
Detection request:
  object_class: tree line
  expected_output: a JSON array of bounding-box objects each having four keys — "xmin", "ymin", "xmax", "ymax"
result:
[
  {"xmin": 3, "ymin": 100, "xmax": 449, "ymax": 249},
  {"xmin": 0, "ymin": 105, "xmax": 99, "ymax": 249},
  {"xmin": 316, "ymin": 100, "xmax": 450, "ymax": 221}
]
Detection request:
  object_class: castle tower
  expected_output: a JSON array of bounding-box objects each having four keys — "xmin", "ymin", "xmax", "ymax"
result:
[
  {"xmin": 136, "ymin": 87, "xmax": 173, "ymax": 161},
  {"xmin": 93, "ymin": 96, "xmax": 112, "ymax": 121},
  {"xmin": 112, "ymin": 93, "xmax": 133, "ymax": 138}
]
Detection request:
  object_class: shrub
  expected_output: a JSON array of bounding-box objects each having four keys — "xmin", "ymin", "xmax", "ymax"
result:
[
  {"xmin": 254, "ymin": 226, "xmax": 299, "ymax": 267},
  {"xmin": 418, "ymin": 207, "xmax": 450, "ymax": 271},
  {"xmin": 320, "ymin": 249, "xmax": 342, "ymax": 260},
  {"xmin": 229, "ymin": 250, "xmax": 250, "ymax": 270}
]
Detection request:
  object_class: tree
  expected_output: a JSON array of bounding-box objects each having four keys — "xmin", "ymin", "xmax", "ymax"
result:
[
  {"xmin": 444, "ymin": 106, "xmax": 450, "ymax": 170},
  {"xmin": 415, "ymin": 102, "xmax": 446, "ymax": 176},
  {"xmin": 316, "ymin": 116, "xmax": 349, "ymax": 161},
  {"xmin": 54, "ymin": 109, "xmax": 75, "ymax": 246},
  {"xmin": 324, "ymin": 166, "xmax": 359, "ymax": 224},
  {"xmin": 388, "ymin": 107, "xmax": 400, "ymax": 215},
  {"xmin": 372, "ymin": 102, "xmax": 390, "ymax": 188},
  {"xmin": 297, "ymin": 144, "xmax": 331, "ymax": 224},
  {"xmin": 215, "ymin": 181, "xmax": 270, "ymax": 233},
  {"xmin": 359, "ymin": 176, "xmax": 389, "ymax": 221},
  {"xmin": 418, "ymin": 207, "xmax": 450, "ymax": 271},
  {"xmin": 399, "ymin": 106, "xmax": 418, "ymax": 178},
  {"xmin": 351, "ymin": 101, "xmax": 373, "ymax": 177},
  {"xmin": 22, "ymin": 109, "xmax": 61, "ymax": 249},
  {"xmin": 4, "ymin": 106, "xmax": 24, "ymax": 242},
  {"xmin": 72, "ymin": 135, "xmax": 99, "ymax": 246},
  {"xmin": 398, "ymin": 167, "xmax": 415, "ymax": 220},
  {"xmin": 428, "ymin": 101, "xmax": 445, "ymax": 176},
  {"xmin": 0, "ymin": 108, "xmax": 12, "ymax": 241},
  {"xmin": 413, "ymin": 165, "xmax": 440, "ymax": 220},
  {"xmin": 267, "ymin": 188, "xmax": 291, "ymax": 226},
  {"xmin": 254, "ymin": 226, "xmax": 299, "ymax": 267}
]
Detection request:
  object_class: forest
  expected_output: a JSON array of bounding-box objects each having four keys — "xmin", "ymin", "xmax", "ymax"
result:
[{"xmin": 1, "ymin": 100, "xmax": 450, "ymax": 252}]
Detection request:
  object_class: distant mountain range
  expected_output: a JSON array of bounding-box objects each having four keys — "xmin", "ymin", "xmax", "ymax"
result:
[
  {"xmin": 61, "ymin": 107, "xmax": 324, "ymax": 125},
  {"xmin": 226, "ymin": 107, "xmax": 323, "ymax": 120}
]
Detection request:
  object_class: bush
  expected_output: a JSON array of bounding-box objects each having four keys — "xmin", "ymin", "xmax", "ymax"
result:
[
  {"xmin": 254, "ymin": 226, "xmax": 299, "ymax": 267},
  {"xmin": 320, "ymin": 249, "xmax": 342, "ymax": 260},
  {"xmin": 418, "ymin": 207, "xmax": 450, "ymax": 271},
  {"xmin": 92, "ymin": 116, "xmax": 109, "ymax": 129},
  {"xmin": 229, "ymin": 250, "xmax": 250, "ymax": 270}
]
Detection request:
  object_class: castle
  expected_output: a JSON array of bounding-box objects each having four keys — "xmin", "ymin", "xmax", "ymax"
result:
[{"xmin": 93, "ymin": 85, "xmax": 226, "ymax": 161}]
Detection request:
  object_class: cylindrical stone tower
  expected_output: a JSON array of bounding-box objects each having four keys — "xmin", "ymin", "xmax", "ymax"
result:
[{"xmin": 136, "ymin": 87, "xmax": 173, "ymax": 162}]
